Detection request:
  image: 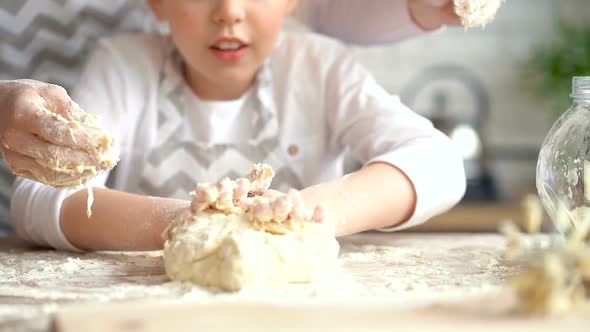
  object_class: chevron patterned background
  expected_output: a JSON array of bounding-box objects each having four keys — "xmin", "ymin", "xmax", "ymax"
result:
[
  {"xmin": 0, "ymin": 0, "xmax": 157, "ymax": 232},
  {"xmin": 137, "ymin": 67, "xmax": 304, "ymax": 200}
]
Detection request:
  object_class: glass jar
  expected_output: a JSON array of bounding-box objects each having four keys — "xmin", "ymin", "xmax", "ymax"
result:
[{"xmin": 537, "ymin": 76, "xmax": 590, "ymax": 234}]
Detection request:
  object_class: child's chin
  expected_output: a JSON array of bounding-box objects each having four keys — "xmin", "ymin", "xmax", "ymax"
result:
[{"xmin": 214, "ymin": 67, "xmax": 257, "ymax": 81}]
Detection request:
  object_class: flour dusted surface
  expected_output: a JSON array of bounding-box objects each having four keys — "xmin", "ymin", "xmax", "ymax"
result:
[{"xmin": 1, "ymin": 233, "xmax": 534, "ymax": 331}]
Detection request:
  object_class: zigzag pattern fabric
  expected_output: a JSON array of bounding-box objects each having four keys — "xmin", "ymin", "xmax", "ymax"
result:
[
  {"xmin": 0, "ymin": 0, "xmax": 155, "ymax": 89},
  {"xmin": 0, "ymin": 0, "xmax": 154, "ymax": 231},
  {"xmin": 137, "ymin": 53, "xmax": 303, "ymax": 200}
]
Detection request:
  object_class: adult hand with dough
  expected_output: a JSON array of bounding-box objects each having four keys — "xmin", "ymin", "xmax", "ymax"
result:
[
  {"xmin": 0, "ymin": 79, "xmax": 118, "ymax": 188},
  {"xmin": 410, "ymin": 0, "xmax": 505, "ymax": 30},
  {"xmin": 302, "ymin": 0, "xmax": 503, "ymax": 45}
]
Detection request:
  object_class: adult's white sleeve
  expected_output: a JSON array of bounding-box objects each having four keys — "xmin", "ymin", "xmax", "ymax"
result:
[
  {"xmin": 325, "ymin": 47, "xmax": 466, "ymax": 231},
  {"xmin": 297, "ymin": 0, "xmax": 425, "ymax": 45}
]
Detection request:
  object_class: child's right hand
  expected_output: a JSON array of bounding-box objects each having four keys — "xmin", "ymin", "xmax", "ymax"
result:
[
  {"xmin": 0, "ymin": 79, "xmax": 117, "ymax": 188},
  {"xmin": 187, "ymin": 164, "xmax": 325, "ymax": 224}
]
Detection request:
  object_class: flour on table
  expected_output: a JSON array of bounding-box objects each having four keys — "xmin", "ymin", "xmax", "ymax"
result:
[
  {"xmin": 2, "ymin": 233, "xmax": 527, "ymax": 331},
  {"xmin": 162, "ymin": 164, "xmax": 340, "ymax": 291},
  {"xmin": 59, "ymin": 257, "xmax": 88, "ymax": 273}
]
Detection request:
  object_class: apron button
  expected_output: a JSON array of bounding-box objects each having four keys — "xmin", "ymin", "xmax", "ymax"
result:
[{"xmin": 288, "ymin": 144, "xmax": 299, "ymax": 156}]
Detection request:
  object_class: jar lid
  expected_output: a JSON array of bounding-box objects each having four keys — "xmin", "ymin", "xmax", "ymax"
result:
[{"xmin": 571, "ymin": 76, "xmax": 590, "ymax": 99}]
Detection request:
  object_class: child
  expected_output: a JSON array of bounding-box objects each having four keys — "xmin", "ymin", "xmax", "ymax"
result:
[{"xmin": 11, "ymin": 0, "xmax": 466, "ymax": 252}]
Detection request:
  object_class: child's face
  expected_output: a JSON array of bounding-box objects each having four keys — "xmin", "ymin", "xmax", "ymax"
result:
[{"xmin": 149, "ymin": 0, "xmax": 296, "ymax": 98}]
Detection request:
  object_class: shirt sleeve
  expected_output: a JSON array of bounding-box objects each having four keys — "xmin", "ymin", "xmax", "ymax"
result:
[
  {"xmin": 325, "ymin": 47, "xmax": 466, "ymax": 231},
  {"xmin": 10, "ymin": 42, "xmax": 127, "ymax": 251},
  {"xmin": 298, "ymin": 0, "xmax": 425, "ymax": 45}
]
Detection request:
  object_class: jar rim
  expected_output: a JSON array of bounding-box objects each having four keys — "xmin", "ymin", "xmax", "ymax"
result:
[{"xmin": 572, "ymin": 76, "xmax": 590, "ymax": 99}]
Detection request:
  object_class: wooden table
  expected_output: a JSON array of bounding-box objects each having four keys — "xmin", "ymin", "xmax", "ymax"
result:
[{"xmin": 0, "ymin": 232, "xmax": 586, "ymax": 331}]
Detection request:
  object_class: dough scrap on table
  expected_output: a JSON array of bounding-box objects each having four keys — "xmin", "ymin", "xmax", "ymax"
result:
[
  {"xmin": 454, "ymin": 0, "xmax": 505, "ymax": 28},
  {"xmin": 503, "ymin": 212, "xmax": 590, "ymax": 316},
  {"xmin": 86, "ymin": 185, "xmax": 94, "ymax": 219},
  {"xmin": 162, "ymin": 163, "xmax": 340, "ymax": 292},
  {"xmin": 508, "ymin": 246, "xmax": 590, "ymax": 316}
]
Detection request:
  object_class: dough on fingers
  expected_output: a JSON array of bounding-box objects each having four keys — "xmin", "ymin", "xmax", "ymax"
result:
[{"xmin": 454, "ymin": 0, "xmax": 504, "ymax": 28}]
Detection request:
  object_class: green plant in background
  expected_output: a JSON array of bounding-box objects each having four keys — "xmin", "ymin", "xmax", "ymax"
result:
[{"xmin": 525, "ymin": 21, "xmax": 590, "ymax": 117}]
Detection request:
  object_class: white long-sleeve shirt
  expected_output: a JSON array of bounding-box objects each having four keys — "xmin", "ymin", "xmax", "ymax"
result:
[
  {"xmin": 298, "ymin": 0, "xmax": 424, "ymax": 45},
  {"xmin": 11, "ymin": 31, "xmax": 465, "ymax": 251}
]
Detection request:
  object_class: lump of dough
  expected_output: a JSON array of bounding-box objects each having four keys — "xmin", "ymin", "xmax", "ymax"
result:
[
  {"xmin": 163, "ymin": 211, "xmax": 339, "ymax": 291},
  {"xmin": 162, "ymin": 164, "xmax": 340, "ymax": 291},
  {"xmin": 454, "ymin": 0, "xmax": 504, "ymax": 28}
]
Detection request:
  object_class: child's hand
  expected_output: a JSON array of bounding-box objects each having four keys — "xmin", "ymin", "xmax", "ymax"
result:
[
  {"xmin": 408, "ymin": 0, "xmax": 461, "ymax": 30},
  {"xmin": 0, "ymin": 79, "xmax": 117, "ymax": 188},
  {"xmin": 189, "ymin": 163, "xmax": 275, "ymax": 214},
  {"xmin": 187, "ymin": 164, "xmax": 326, "ymax": 224}
]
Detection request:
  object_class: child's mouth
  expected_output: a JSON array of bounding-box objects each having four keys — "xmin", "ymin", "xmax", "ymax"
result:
[{"xmin": 210, "ymin": 40, "xmax": 248, "ymax": 62}]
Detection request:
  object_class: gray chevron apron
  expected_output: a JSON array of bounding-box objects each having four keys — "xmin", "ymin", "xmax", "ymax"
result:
[
  {"xmin": 136, "ymin": 49, "xmax": 303, "ymax": 200},
  {"xmin": 0, "ymin": 0, "xmax": 152, "ymax": 232}
]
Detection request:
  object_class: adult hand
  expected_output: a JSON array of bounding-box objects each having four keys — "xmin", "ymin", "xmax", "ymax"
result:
[
  {"xmin": 408, "ymin": 0, "xmax": 461, "ymax": 31},
  {"xmin": 0, "ymin": 79, "xmax": 117, "ymax": 188}
]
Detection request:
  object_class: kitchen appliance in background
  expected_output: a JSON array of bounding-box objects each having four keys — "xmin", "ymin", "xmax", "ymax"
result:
[{"xmin": 401, "ymin": 64, "xmax": 498, "ymax": 202}]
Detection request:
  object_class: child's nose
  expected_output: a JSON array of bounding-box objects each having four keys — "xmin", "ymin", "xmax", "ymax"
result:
[{"xmin": 212, "ymin": 0, "xmax": 245, "ymax": 26}]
